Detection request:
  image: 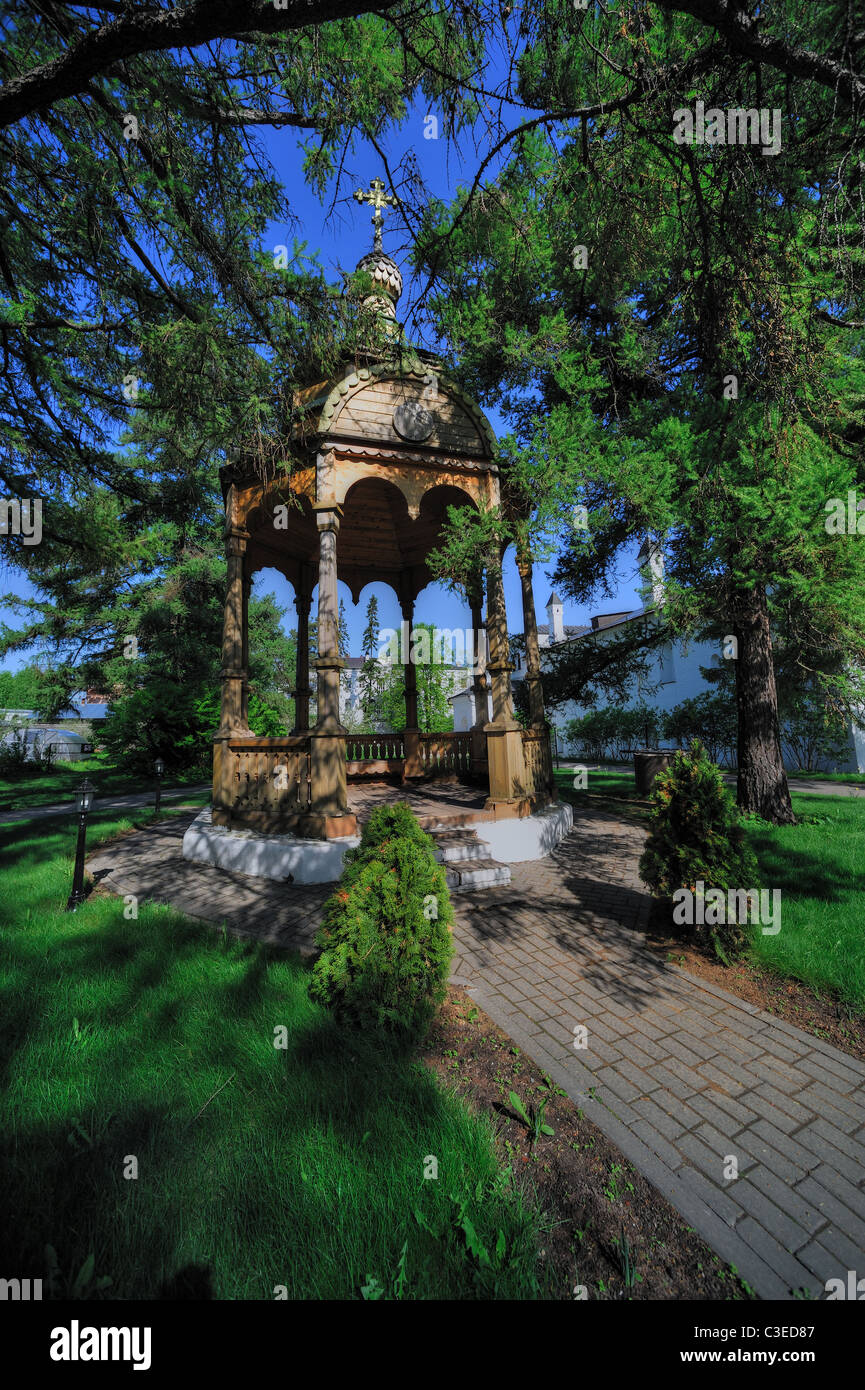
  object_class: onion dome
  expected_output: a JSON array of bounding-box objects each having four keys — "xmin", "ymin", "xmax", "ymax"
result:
[{"xmin": 353, "ymin": 249, "xmax": 402, "ymax": 319}]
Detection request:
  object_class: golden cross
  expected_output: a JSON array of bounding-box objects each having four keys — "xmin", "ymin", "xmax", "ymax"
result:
[{"xmin": 354, "ymin": 175, "xmax": 399, "ymax": 251}]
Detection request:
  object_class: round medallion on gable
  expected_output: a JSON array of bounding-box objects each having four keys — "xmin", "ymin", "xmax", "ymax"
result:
[{"xmin": 393, "ymin": 399, "xmax": 434, "ymax": 442}]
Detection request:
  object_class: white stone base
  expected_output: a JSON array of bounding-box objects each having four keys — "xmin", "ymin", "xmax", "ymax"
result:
[
  {"xmin": 181, "ymin": 800, "xmax": 574, "ymax": 884},
  {"xmin": 181, "ymin": 808, "xmax": 361, "ymax": 884},
  {"xmin": 471, "ymin": 801, "xmax": 574, "ymax": 863}
]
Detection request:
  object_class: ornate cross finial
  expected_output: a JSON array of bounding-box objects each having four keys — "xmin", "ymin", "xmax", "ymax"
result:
[{"xmin": 354, "ymin": 175, "xmax": 399, "ymax": 252}]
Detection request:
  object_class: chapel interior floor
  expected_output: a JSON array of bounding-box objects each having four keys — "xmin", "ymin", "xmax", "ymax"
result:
[{"xmin": 346, "ymin": 777, "xmax": 488, "ymax": 827}]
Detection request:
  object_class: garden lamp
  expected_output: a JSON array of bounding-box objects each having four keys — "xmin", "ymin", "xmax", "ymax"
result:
[
  {"xmin": 154, "ymin": 756, "xmax": 165, "ymax": 815},
  {"xmin": 66, "ymin": 778, "xmax": 95, "ymax": 911}
]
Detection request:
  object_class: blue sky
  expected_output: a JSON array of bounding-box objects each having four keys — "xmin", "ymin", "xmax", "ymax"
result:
[{"xmin": 0, "ymin": 84, "xmax": 644, "ymax": 674}]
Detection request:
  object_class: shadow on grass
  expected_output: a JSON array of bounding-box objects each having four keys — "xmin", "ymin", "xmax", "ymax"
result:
[{"xmin": 0, "ymin": 894, "xmax": 537, "ymax": 1299}]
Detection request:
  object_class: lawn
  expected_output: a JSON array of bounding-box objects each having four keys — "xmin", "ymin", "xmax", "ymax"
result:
[
  {"xmin": 0, "ymin": 750, "xmax": 207, "ymax": 814},
  {"xmin": 0, "ymin": 808, "xmax": 541, "ymax": 1300},
  {"xmin": 556, "ymin": 767, "xmax": 642, "ymax": 801},
  {"xmin": 786, "ymin": 770, "xmax": 865, "ymax": 785},
  {"xmin": 747, "ymin": 794, "xmax": 865, "ymax": 1010}
]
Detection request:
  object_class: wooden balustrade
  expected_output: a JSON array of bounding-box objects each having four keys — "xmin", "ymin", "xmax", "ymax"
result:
[
  {"xmin": 227, "ymin": 737, "xmax": 311, "ymax": 814},
  {"xmin": 345, "ymin": 734, "xmax": 405, "ymax": 763},
  {"xmin": 417, "ymin": 730, "xmax": 473, "ymax": 776},
  {"xmin": 521, "ymin": 727, "xmax": 553, "ymax": 798}
]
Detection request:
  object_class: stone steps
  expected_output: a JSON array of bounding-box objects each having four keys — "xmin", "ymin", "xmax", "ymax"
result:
[
  {"xmin": 444, "ymin": 857, "xmax": 512, "ymax": 892},
  {"xmin": 427, "ymin": 824, "xmax": 511, "ymax": 892}
]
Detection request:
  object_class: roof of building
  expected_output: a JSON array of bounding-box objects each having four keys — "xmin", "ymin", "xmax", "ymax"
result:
[
  {"xmin": 591, "ymin": 611, "xmax": 634, "ymax": 631},
  {"xmin": 537, "ymin": 623, "xmax": 591, "ymax": 639},
  {"xmin": 546, "ymin": 592, "xmax": 563, "ymax": 607}
]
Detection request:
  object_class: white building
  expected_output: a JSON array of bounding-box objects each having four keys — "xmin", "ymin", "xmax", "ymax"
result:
[{"xmin": 450, "ymin": 543, "xmax": 865, "ymax": 772}]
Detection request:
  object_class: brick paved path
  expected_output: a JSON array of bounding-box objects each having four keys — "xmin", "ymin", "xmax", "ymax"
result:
[{"xmin": 88, "ymin": 807, "xmax": 865, "ymax": 1301}]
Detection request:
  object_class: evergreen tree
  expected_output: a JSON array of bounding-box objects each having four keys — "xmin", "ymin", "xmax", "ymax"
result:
[
  {"xmin": 358, "ymin": 594, "xmax": 383, "ymax": 728},
  {"xmin": 420, "ymin": 5, "xmax": 865, "ymax": 824},
  {"xmin": 378, "ymin": 623, "xmax": 456, "ymax": 733},
  {"xmin": 337, "ymin": 598, "xmax": 351, "ymax": 659}
]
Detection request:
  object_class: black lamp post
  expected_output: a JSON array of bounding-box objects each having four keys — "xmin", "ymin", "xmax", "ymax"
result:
[
  {"xmin": 66, "ymin": 778, "xmax": 95, "ymax": 912},
  {"xmin": 154, "ymin": 757, "xmax": 165, "ymax": 816}
]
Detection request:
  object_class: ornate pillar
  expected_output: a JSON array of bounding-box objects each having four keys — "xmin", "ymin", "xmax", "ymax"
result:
[
  {"xmin": 304, "ymin": 506, "xmax": 355, "ymax": 838},
  {"xmin": 313, "ymin": 508, "xmax": 344, "ymax": 732},
  {"xmin": 241, "ymin": 559, "xmax": 251, "ymax": 728},
  {"xmin": 484, "ymin": 543, "xmax": 527, "ymax": 813},
  {"xmin": 516, "ymin": 545, "xmax": 546, "ymax": 727},
  {"xmin": 469, "ymin": 581, "xmax": 489, "ymax": 777},
  {"xmin": 485, "ymin": 545, "xmax": 519, "ymax": 729},
  {"xmin": 292, "ymin": 562, "xmax": 312, "ymax": 733},
  {"xmin": 400, "ymin": 580, "xmax": 422, "ymax": 780},
  {"xmin": 217, "ymin": 527, "xmax": 251, "ymax": 735},
  {"xmin": 212, "ymin": 521, "xmax": 252, "ymax": 825}
]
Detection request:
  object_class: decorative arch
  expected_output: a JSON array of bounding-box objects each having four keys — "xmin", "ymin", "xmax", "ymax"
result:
[{"xmin": 316, "ymin": 360, "xmax": 497, "ymax": 459}]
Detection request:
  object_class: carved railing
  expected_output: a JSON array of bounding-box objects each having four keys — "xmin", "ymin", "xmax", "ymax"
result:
[
  {"xmin": 345, "ymin": 734, "xmax": 405, "ymax": 763},
  {"xmin": 227, "ymin": 737, "xmax": 311, "ymax": 813},
  {"xmin": 521, "ymin": 727, "xmax": 553, "ymax": 798},
  {"xmin": 417, "ymin": 731, "xmax": 473, "ymax": 776}
]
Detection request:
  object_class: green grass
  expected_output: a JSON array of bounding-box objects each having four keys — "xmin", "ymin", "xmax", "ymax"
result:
[
  {"xmin": 0, "ymin": 751, "xmax": 207, "ymax": 813},
  {"xmin": 746, "ymin": 794, "xmax": 865, "ymax": 1009},
  {"xmin": 555, "ymin": 768, "xmax": 641, "ymax": 801},
  {"xmin": 786, "ymin": 770, "xmax": 865, "ymax": 785},
  {"xmin": 0, "ymin": 809, "xmax": 541, "ymax": 1300}
]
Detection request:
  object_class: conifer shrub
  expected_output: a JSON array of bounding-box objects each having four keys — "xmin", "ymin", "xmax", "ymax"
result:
[
  {"xmin": 309, "ymin": 803, "xmax": 453, "ymax": 1041},
  {"xmin": 639, "ymin": 740, "xmax": 760, "ymax": 957}
]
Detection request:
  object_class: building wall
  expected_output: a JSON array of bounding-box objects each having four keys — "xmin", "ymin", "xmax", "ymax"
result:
[{"xmin": 482, "ymin": 618, "xmax": 865, "ymax": 774}]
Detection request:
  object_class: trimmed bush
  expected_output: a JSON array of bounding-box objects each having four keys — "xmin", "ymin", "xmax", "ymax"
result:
[
  {"xmin": 639, "ymin": 740, "xmax": 759, "ymax": 956},
  {"xmin": 309, "ymin": 803, "xmax": 454, "ymax": 1041}
]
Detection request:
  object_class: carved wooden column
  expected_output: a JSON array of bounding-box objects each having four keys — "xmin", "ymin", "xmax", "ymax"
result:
[
  {"xmin": 292, "ymin": 562, "xmax": 312, "ymax": 733},
  {"xmin": 468, "ymin": 580, "xmax": 489, "ymax": 778},
  {"xmin": 212, "ymin": 519, "xmax": 252, "ymax": 825},
  {"xmin": 241, "ymin": 559, "xmax": 251, "ymax": 728},
  {"xmin": 516, "ymin": 545, "xmax": 546, "ymax": 728},
  {"xmin": 400, "ymin": 580, "xmax": 422, "ymax": 780},
  {"xmin": 484, "ymin": 543, "xmax": 527, "ymax": 814},
  {"xmin": 304, "ymin": 505, "xmax": 355, "ymax": 838},
  {"xmin": 218, "ymin": 527, "xmax": 251, "ymax": 734}
]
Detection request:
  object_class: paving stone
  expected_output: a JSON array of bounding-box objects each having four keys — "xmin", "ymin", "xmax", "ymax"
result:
[
  {"xmin": 678, "ymin": 1165, "xmax": 742, "ymax": 1227},
  {"xmin": 798, "ymin": 1116, "xmax": 865, "ymax": 1170},
  {"xmin": 796, "ymin": 1056, "xmax": 864, "ymax": 1096},
  {"xmin": 631, "ymin": 1095, "xmax": 693, "ymax": 1142},
  {"xmin": 590, "ymin": 1064, "xmax": 650, "ymax": 1105},
  {"xmin": 688, "ymin": 1089, "xmax": 761, "ymax": 1136},
  {"xmin": 631, "ymin": 1120, "xmax": 685, "ymax": 1173},
  {"xmin": 792, "ymin": 1124, "xmax": 865, "ymax": 1189},
  {"xmin": 799, "ymin": 1223, "xmax": 865, "ymax": 1279},
  {"xmin": 745, "ymin": 1166, "xmax": 828, "ymax": 1237},
  {"xmin": 752, "ymin": 1082, "xmax": 816, "ymax": 1133},
  {"xmin": 807, "ymin": 1165, "xmax": 865, "ymax": 1224},
  {"xmin": 734, "ymin": 1218, "xmax": 818, "ymax": 1298},
  {"xmin": 731, "ymin": 1180, "xmax": 817, "ymax": 1254},
  {"xmin": 795, "ymin": 1086, "xmax": 865, "ymax": 1137},
  {"xmin": 734, "ymin": 1126, "xmax": 815, "ymax": 1187},
  {"xmin": 749, "ymin": 1056, "xmax": 805, "ymax": 1092},
  {"xmin": 704, "ymin": 1050, "xmax": 763, "ymax": 1090},
  {"xmin": 696, "ymin": 1059, "xmax": 752, "ymax": 1098},
  {"xmin": 758, "ymin": 1032, "xmax": 813, "ymax": 1064},
  {"xmin": 794, "ymin": 1176, "xmax": 865, "ymax": 1250},
  {"xmin": 679, "ymin": 1128, "xmax": 751, "ymax": 1187},
  {"xmin": 664, "ymin": 1034, "xmax": 720, "ymax": 1066}
]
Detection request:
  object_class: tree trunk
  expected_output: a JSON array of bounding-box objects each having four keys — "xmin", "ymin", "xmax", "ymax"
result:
[{"xmin": 734, "ymin": 584, "xmax": 795, "ymax": 824}]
